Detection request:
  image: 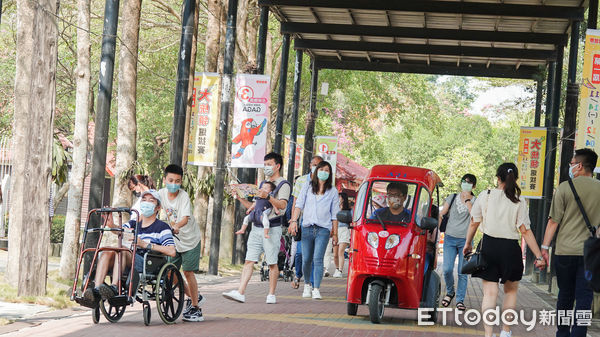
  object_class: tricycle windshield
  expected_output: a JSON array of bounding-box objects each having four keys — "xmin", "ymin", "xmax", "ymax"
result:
[{"xmin": 361, "ymin": 180, "xmax": 418, "ymax": 226}]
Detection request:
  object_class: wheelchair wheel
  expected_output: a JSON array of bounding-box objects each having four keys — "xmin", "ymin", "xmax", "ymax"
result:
[
  {"xmin": 143, "ymin": 301, "xmax": 151, "ymax": 326},
  {"xmin": 92, "ymin": 306, "xmax": 100, "ymax": 324},
  {"xmin": 99, "ymin": 283, "xmax": 127, "ymax": 323},
  {"xmin": 155, "ymin": 263, "xmax": 184, "ymax": 324}
]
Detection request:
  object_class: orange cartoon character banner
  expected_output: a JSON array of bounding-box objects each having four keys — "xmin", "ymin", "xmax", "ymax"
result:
[{"xmin": 231, "ymin": 74, "xmax": 270, "ymax": 168}]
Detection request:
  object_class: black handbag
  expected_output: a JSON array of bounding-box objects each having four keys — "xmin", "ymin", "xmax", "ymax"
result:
[
  {"xmin": 461, "ymin": 238, "xmax": 487, "ymax": 274},
  {"xmin": 461, "ymin": 189, "xmax": 491, "ymax": 275},
  {"xmin": 567, "ymin": 179, "xmax": 600, "ymax": 292},
  {"xmin": 439, "ymin": 193, "xmax": 457, "ymax": 233}
]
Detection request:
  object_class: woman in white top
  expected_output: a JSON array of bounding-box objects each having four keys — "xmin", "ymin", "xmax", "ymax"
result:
[
  {"xmin": 463, "ymin": 163, "xmax": 546, "ymax": 337},
  {"xmin": 128, "ymin": 174, "xmax": 155, "ymax": 221}
]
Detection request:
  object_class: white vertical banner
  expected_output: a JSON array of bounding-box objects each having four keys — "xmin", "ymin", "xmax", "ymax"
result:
[{"xmin": 230, "ymin": 74, "xmax": 270, "ymax": 168}]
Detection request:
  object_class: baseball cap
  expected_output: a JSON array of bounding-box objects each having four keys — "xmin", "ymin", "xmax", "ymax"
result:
[{"xmin": 140, "ymin": 189, "xmax": 161, "ymax": 205}]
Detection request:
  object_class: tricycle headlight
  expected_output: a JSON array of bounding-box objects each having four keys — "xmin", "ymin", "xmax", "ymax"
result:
[
  {"xmin": 385, "ymin": 234, "xmax": 400, "ymax": 249},
  {"xmin": 367, "ymin": 232, "xmax": 379, "ymax": 249}
]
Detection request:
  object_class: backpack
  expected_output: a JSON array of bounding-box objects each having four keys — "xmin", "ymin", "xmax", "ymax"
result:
[{"xmin": 258, "ymin": 179, "xmax": 291, "ymax": 226}]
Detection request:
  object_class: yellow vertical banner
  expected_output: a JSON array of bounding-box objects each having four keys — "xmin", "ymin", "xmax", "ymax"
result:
[
  {"xmin": 517, "ymin": 127, "xmax": 547, "ymax": 198},
  {"xmin": 188, "ymin": 72, "xmax": 220, "ymax": 166},
  {"xmin": 577, "ymin": 29, "xmax": 600, "ymax": 173}
]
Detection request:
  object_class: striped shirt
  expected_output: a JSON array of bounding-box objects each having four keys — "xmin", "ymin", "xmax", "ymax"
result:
[{"xmin": 124, "ymin": 219, "xmax": 175, "ymax": 253}]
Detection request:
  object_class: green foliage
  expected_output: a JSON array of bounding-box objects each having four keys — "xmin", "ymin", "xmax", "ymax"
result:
[
  {"xmin": 50, "ymin": 215, "xmax": 65, "ymax": 243},
  {"xmin": 52, "ymin": 136, "xmax": 72, "ymax": 185}
]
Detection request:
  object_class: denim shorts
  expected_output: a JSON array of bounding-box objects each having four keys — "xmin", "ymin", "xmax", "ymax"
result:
[{"xmin": 245, "ymin": 225, "xmax": 282, "ymax": 265}]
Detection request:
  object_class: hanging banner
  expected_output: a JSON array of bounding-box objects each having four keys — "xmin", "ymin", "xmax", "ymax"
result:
[
  {"xmin": 517, "ymin": 127, "xmax": 547, "ymax": 198},
  {"xmin": 230, "ymin": 74, "xmax": 270, "ymax": 168},
  {"xmin": 577, "ymin": 29, "xmax": 600, "ymax": 173},
  {"xmin": 188, "ymin": 72, "xmax": 220, "ymax": 166},
  {"xmin": 315, "ymin": 136, "xmax": 338, "ymax": 184},
  {"xmin": 283, "ymin": 135, "xmax": 305, "ymax": 179}
]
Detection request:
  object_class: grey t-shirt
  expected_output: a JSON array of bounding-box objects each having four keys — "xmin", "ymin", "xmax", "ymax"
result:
[{"xmin": 444, "ymin": 193, "xmax": 475, "ymax": 239}]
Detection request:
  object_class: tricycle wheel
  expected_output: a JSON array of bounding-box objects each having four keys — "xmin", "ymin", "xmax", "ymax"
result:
[
  {"xmin": 368, "ymin": 284, "xmax": 385, "ymax": 324},
  {"xmin": 92, "ymin": 306, "xmax": 100, "ymax": 324},
  {"xmin": 143, "ymin": 301, "xmax": 151, "ymax": 326},
  {"xmin": 427, "ymin": 283, "xmax": 441, "ymax": 323},
  {"xmin": 347, "ymin": 302, "xmax": 358, "ymax": 316}
]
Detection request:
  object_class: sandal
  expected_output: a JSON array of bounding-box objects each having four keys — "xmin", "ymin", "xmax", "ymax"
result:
[
  {"xmin": 456, "ymin": 302, "xmax": 466, "ymax": 311},
  {"xmin": 441, "ymin": 293, "xmax": 454, "ymax": 307},
  {"xmin": 291, "ymin": 277, "xmax": 300, "ymax": 289}
]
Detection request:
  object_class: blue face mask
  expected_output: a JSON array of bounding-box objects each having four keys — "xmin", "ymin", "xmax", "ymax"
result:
[
  {"xmin": 139, "ymin": 201, "xmax": 156, "ymax": 217},
  {"xmin": 166, "ymin": 183, "xmax": 180, "ymax": 193},
  {"xmin": 569, "ymin": 163, "xmax": 578, "ymax": 179},
  {"xmin": 317, "ymin": 170, "xmax": 329, "ymax": 181}
]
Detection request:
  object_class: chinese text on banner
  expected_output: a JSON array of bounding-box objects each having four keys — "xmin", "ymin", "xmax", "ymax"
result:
[
  {"xmin": 517, "ymin": 127, "xmax": 547, "ymax": 198},
  {"xmin": 188, "ymin": 72, "xmax": 220, "ymax": 166},
  {"xmin": 577, "ymin": 29, "xmax": 600, "ymax": 172}
]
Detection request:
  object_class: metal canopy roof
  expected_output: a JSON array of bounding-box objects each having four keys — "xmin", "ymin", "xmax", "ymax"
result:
[{"xmin": 259, "ymin": 0, "xmax": 589, "ymax": 79}]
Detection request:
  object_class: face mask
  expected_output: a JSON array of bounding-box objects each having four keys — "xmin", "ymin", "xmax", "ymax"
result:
[
  {"xmin": 311, "ymin": 166, "xmax": 316, "ymax": 174},
  {"xmin": 264, "ymin": 165, "xmax": 275, "ymax": 177},
  {"xmin": 569, "ymin": 164, "xmax": 578, "ymax": 179},
  {"xmin": 317, "ymin": 170, "xmax": 329, "ymax": 181},
  {"xmin": 139, "ymin": 201, "xmax": 156, "ymax": 217},
  {"xmin": 388, "ymin": 196, "xmax": 402, "ymax": 209},
  {"xmin": 166, "ymin": 183, "xmax": 180, "ymax": 193},
  {"xmin": 133, "ymin": 191, "xmax": 141, "ymax": 198},
  {"xmin": 461, "ymin": 182, "xmax": 473, "ymax": 192}
]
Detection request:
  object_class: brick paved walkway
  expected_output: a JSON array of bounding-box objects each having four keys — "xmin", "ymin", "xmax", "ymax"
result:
[{"xmin": 1, "ymin": 262, "xmax": 599, "ymax": 336}]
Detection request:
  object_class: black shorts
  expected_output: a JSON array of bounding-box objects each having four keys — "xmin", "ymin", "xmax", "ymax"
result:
[{"xmin": 473, "ymin": 234, "xmax": 523, "ymax": 284}]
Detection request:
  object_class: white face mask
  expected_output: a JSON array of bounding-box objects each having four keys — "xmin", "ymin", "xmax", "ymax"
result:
[
  {"xmin": 311, "ymin": 166, "xmax": 316, "ymax": 174},
  {"xmin": 388, "ymin": 196, "xmax": 402, "ymax": 209},
  {"xmin": 264, "ymin": 165, "xmax": 275, "ymax": 177},
  {"xmin": 461, "ymin": 182, "xmax": 473, "ymax": 192}
]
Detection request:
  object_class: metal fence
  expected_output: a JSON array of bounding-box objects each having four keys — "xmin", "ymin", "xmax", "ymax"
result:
[{"xmin": 0, "ymin": 136, "xmax": 12, "ymax": 237}]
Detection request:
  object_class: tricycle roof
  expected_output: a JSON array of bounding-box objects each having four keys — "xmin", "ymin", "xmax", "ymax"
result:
[{"xmin": 366, "ymin": 165, "xmax": 443, "ymax": 192}]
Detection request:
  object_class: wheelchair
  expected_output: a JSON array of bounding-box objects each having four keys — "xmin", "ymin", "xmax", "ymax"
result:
[{"xmin": 70, "ymin": 208, "xmax": 185, "ymax": 325}]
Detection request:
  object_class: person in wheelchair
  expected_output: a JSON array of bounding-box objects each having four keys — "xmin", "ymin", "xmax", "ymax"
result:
[{"xmin": 83, "ymin": 189, "xmax": 175, "ymax": 304}]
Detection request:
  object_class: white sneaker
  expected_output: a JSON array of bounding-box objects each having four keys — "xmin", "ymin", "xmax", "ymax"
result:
[
  {"xmin": 302, "ymin": 284, "xmax": 312, "ymax": 298},
  {"xmin": 266, "ymin": 294, "xmax": 276, "ymax": 304},
  {"xmin": 499, "ymin": 331, "xmax": 512, "ymax": 337},
  {"xmin": 222, "ymin": 290, "xmax": 245, "ymax": 303},
  {"xmin": 333, "ymin": 269, "xmax": 342, "ymax": 278},
  {"xmin": 312, "ymin": 288, "xmax": 322, "ymax": 299}
]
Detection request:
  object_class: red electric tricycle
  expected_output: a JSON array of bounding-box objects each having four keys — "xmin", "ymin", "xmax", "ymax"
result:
[
  {"xmin": 337, "ymin": 165, "xmax": 442, "ymax": 324},
  {"xmin": 71, "ymin": 207, "xmax": 184, "ymax": 325}
]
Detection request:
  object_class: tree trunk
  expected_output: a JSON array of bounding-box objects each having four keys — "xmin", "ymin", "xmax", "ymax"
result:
[
  {"xmin": 204, "ymin": 0, "xmax": 221, "ymax": 72},
  {"xmin": 60, "ymin": 0, "xmax": 91, "ymax": 278},
  {"xmin": 112, "ymin": 0, "xmax": 142, "ymax": 213},
  {"xmin": 219, "ymin": 202, "xmax": 234, "ymax": 260},
  {"xmin": 182, "ymin": 0, "xmax": 200, "ymax": 167},
  {"xmin": 8, "ymin": 0, "xmax": 58, "ymax": 295}
]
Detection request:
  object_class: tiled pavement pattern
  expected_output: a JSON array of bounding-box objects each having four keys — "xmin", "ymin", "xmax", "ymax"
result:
[{"xmin": 1, "ymin": 263, "xmax": 599, "ymax": 336}]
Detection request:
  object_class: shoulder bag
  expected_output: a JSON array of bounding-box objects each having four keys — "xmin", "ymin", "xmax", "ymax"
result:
[
  {"xmin": 439, "ymin": 193, "xmax": 457, "ymax": 233},
  {"xmin": 461, "ymin": 190, "xmax": 490, "ymax": 274},
  {"xmin": 567, "ymin": 179, "xmax": 600, "ymax": 292}
]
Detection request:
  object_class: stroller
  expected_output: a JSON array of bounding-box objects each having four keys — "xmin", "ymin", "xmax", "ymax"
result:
[{"xmin": 260, "ymin": 231, "xmax": 294, "ymax": 282}]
